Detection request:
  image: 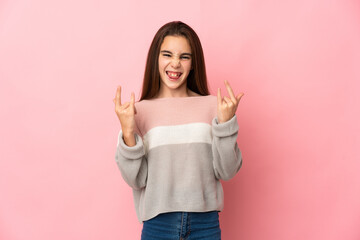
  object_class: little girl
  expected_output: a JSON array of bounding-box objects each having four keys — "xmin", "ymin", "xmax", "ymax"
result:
[{"xmin": 113, "ymin": 21, "xmax": 244, "ymax": 240}]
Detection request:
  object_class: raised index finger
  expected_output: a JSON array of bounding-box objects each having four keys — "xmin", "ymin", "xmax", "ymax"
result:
[
  {"xmin": 224, "ymin": 80, "xmax": 236, "ymax": 102},
  {"xmin": 116, "ymin": 86, "xmax": 122, "ymax": 106},
  {"xmin": 217, "ymin": 87, "xmax": 222, "ymax": 106}
]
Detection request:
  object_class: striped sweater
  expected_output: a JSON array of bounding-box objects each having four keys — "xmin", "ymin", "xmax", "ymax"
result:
[{"xmin": 115, "ymin": 95, "xmax": 242, "ymax": 222}]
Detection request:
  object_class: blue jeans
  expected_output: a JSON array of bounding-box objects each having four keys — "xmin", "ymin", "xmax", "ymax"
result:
[{"xmin": 141, "ymin": 211, "xmax": 221, "ymax": 240}]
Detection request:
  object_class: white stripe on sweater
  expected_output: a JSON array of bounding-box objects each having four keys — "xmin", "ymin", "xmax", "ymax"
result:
[{"xmin": 143, "ymin": 123, "xmax": 212, "ymax": 151}]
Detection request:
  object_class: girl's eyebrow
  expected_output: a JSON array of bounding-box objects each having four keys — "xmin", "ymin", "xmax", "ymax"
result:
[{"xmin": 160, "ymin": 50, "xmax": 192, "ymax": 56}]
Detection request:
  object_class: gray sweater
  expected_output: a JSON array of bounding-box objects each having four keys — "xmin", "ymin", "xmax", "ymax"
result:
[{"xmin": 115, "ymin": 95, "xmax": 242, "ymax": 222}]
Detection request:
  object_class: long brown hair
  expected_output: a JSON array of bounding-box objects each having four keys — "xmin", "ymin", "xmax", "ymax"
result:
[{"xmin": 140, "ymin": 21, "xmax": 210, "ymax": 100}]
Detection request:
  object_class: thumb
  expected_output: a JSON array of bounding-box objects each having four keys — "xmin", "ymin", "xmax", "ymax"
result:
[
  {"xmin": 236, "ymin": 93, "xmax": 244, "ymax": 101},
  {"xmin": 236, "ymin": 93, "xmax": 244, "ymax": 107}
]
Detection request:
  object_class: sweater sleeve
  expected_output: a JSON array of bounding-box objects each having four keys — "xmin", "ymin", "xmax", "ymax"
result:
[
  {"xmin": 211, "ymin": 114, "xmax": 242, "ymax": 181},
  {"xmin": 115, "ymin": 131, "xmax": 147, "ymax": 190}
]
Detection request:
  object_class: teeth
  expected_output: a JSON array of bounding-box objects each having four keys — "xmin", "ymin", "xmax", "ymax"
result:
[{"xmin": 167, "ymin": 72, "xmax": 180, "ymax": 77}]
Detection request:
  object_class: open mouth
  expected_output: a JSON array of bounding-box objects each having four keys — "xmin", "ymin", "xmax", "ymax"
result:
[{"xmin": 166, "ymin": 71, "xmax": 182, "ymax": 80}]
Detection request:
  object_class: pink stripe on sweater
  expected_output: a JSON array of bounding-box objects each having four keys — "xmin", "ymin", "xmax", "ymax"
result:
[{"xmin": 134, "ymin": 95, "xmax": 218, "ymax": 136}]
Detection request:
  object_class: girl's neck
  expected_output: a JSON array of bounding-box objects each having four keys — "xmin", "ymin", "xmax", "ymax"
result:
[{"xmin": 155, "ymin": 88, "xmax": 200, "ymax": 99}]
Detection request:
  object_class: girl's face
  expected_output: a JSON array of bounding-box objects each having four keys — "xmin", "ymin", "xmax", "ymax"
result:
[{"xmin": 158, "ymin": 35, "xmax": 192, "ymax": 97}]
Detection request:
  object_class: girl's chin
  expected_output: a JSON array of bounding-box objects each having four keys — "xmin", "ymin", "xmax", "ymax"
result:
[
  {"xmin": 161, "ymin": 76, "xmax": 185, "ymax": 84},
  {"xmin": 160, "ymin": 79, "xmax": 186, "ymax": 89}
]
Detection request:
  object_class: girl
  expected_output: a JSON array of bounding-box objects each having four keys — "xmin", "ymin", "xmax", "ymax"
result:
[{"xmin": 113, "ymin": 21, "xmax": 244, "ymax": 240}]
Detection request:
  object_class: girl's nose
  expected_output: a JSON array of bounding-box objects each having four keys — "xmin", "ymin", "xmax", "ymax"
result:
[{"xmin": 171, "ymin": 58, "xmax": 181, "ymax": 68}]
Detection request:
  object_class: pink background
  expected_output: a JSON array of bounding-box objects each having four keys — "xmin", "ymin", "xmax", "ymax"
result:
[{"xmin": 1, "ymin": 0, "xmax": 360, "ymax": 239}]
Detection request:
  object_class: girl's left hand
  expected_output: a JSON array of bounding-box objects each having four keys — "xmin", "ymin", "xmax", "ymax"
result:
[{"xmin": 217, "ymin": 80, "xmax": 244, "ymax": 123}]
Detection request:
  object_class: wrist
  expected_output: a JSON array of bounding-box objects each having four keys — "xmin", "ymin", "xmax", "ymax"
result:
[
  {"xmin": 122, "ymin": 131, "xmax": 136, "ymax": 147},
  {"xmin": 217, "ymin": 117, "xmax": 227, "ymax": 124},
  {"xmin": 217, "ymin": 114, "xmax": 235, "ymax": 124},
  {"xmin": 123, "ymin": 131, "xmax": 134, "ymax": 138}
]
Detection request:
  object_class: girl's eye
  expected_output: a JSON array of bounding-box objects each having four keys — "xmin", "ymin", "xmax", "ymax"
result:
[
  {"xmin": 163, "ymin": 54, "xmax": 171, "ymax": 57},
  {"xmin": 181, "ymin": 56, "xmax": 190, "ymax": 60}
]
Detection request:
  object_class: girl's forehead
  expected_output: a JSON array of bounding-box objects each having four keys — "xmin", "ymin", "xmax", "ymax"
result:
[{"xmin": 160, "ymin": 35, "xmax": 191, "ymax": 53}]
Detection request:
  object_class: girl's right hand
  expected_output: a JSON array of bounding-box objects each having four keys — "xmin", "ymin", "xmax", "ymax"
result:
[{"xmin": 113, "ymin": 86, "xmax": 137, "ymax": 146}]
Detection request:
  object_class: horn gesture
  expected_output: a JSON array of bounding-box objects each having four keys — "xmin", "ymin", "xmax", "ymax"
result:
[{"xmin": 217, "ymin": 80, "xmax": 244, "ymax": 123}]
